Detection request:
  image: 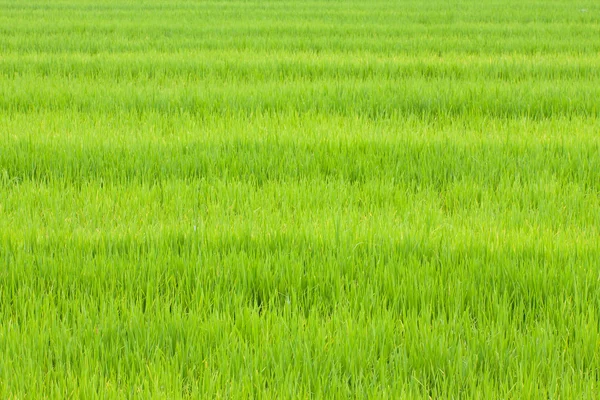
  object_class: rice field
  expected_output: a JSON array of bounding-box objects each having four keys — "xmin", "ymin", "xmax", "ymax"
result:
[{"xmin": 1, "ymin": 0, "xmax": 600, "ymax": 397}]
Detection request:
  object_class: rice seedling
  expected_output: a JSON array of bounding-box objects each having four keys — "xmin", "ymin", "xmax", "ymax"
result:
[{"xmin": 1, "ymin": 0, "xmax": 599, "ymax": 397}]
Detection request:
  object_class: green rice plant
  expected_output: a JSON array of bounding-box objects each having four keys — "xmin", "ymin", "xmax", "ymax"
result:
[{"xmin": 1, "ymin": 0, "xmax": 599, "ymax": 397}]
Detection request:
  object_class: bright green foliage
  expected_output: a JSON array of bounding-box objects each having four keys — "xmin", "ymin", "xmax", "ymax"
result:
[{"xmin": 1, "ymin": 0, "xmax": 600, "ymax": 397}]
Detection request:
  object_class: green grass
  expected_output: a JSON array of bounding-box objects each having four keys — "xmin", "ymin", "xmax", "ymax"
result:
[{"xmin": 1, "ymin": 0, "xmax": 600, "ymax": 397}]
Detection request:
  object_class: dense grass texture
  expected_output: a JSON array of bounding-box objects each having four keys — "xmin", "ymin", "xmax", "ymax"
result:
[{"xmin": 1, "ymin": 0, "xmax": 600, "ymax": 397}]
